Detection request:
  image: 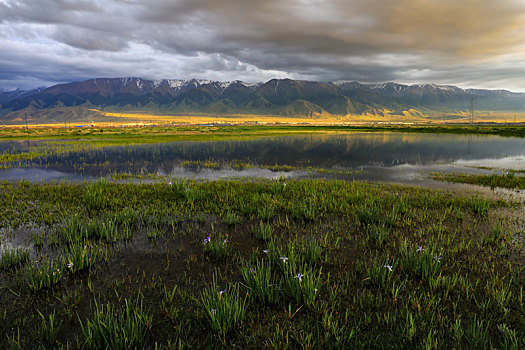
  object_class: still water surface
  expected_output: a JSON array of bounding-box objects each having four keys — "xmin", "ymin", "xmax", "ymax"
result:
[{"xmin": 1, "ymin": 132, "xmax": 524, "ymax": 185}]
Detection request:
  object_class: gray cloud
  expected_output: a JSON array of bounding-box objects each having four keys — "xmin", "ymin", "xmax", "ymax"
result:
[
  {"xmin": 1, "ymin": 0, "xmax": 525, "ymax": 91},
  {"xmin": 52, "ymin": 27, "xmax": 129, "ymax": 51}
]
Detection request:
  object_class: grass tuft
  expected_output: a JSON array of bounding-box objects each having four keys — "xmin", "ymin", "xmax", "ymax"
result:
[
  {"xmin": 64, "ymin": 243, "xmax": 99, "ymax": 274},
  {"xmin": 80, "ymin": 296, "xmax": 152, "ymax": 350},
  {"xmin": 366, "ymin": 224, "xmax": 390, "ymax": 247},
  {"xmin": 203, "ymin": 235, "xmax": 230, "ymax": 261},
  {"xmin": 200, "ymin": 276, "xmax": 246, "ymax": 336},
  {"xmin": 240, "ymin": 258, "xmax": 280, "ymax": 304},
  {"xmin": 401, "ymin": 244, "xmax": 442, "ymax": 281},
  {"xmin": 25, "ymin": 260, "xmax": 63, "ymax": 292},
  {"xmin": 282, "ymin": 263, "xmax": 322, "ymax": 307},
  {"xmin": 224, "ymin": 212, "xmax": 239, "ymax": 226},
  {"xmin": 85, "ymin": 179, "xmax": 109, "ymax": 212},
  {"xmin": 0, "ymin": 246, "xmax": 29, "ymax": 270},
  {"xmin": 253, "ymin": 221, "xmax": 274, "ymax": 241}
]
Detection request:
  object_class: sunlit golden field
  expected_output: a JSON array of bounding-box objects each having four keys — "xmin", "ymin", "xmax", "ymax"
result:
[
  {"xmin": 96, "ymin": 109, "xmax": 525, "ymax": 126},
  {"xmin": 2, "ymin": 108, "xmax": 525, "ymax": 129}
]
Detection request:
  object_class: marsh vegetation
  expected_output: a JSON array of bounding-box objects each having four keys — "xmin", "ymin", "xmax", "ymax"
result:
[
  {"xmin": 1, "ymin": 125, "xmax": 524, "ymax": 348},
  {"xmin": 432, "ymin": 172, "xmax": 525, "ymax": 190},
  {"xmin": 0, "ymin": 178, "xmax": 524, "ymax": 348}
]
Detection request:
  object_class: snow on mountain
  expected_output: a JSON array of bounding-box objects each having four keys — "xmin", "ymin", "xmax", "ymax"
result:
[
  {"xmin": 149, "ymin": 79, "xmax": 261, "ymax": 92},
  {"xmin": 368, "ymin": 82, "xmax": 409, "ymax": 94},
  {"xmin": 240, "ymin": 81, "xmax": 263, "ymax": 89},
  {"xmin": 411, "ymin": 83, "xmax": 464, "ymax": 93},
  {"xmin": 368, "ymin": 82, "xmax": 469, "ymax": 96},
  {"xmin": 119, "ymin": 77, "xmax": 133, "ymax": 86},
  {"xmin": 166, "ymin": 80, "xmax": 182, "ymax": 89},
  {"xmin": 152, "ymin": 79, "xmax": 218, "ymax": 90},
  {"xmin": 217, "ymin": 81, "xmax": 235, "ymax": 90}
]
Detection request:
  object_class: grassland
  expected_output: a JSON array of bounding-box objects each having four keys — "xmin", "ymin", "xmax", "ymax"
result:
[
  {"xmin": 1, "ymin": 124, "xmax": 525, "ymax": 142},
  {"xmin": 432, "ymin": 172, "xmax": 525, "ymax": 190},
  {"xmin": 0, "ymin": 178, "xmax": 524, "ymax": 349}
]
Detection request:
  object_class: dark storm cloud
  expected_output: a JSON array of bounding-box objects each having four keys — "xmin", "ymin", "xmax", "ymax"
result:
[{"xmin": 1, "ymin": 0, "xmax": 525, "ymax": 90}]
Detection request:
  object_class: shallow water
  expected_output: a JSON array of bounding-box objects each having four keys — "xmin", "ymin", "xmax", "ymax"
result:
[{"xmin": 1, "ymin": 132, "xmax": 524, "ymax": 188}]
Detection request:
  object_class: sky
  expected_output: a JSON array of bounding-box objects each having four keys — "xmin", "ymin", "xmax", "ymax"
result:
[{"xmin": 1, "ymin": 0, "xmax": 525, "ymax": 91}]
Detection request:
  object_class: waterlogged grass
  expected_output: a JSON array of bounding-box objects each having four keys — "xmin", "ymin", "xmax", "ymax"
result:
[
  {"xmin": 80, "ymin": 296, "xmax": 152, "ymax": 350},
  {"xmin": 253, "ymin": 221, "xmax": 274, "ymax": 241},
  {"xmin": 0, "ymin": 178, "xmax": 524, "ymax": 348},
  {"xmin": 432, "ymin": 171, "xmax": 525, "ymax": 190},
  {"xmin": 240, "ymin": 258, "xmax": 280, "ymax": 304},
  {"xmin": 281, "ymin": 263, "xmax": 322, "ymax": 307},
  {"xmin": 0, "ymin": 140, "xmax": 117, "ymax": 169},
  {"xmin": 400, "ymin": 243, "xmax": 442, "ymax": 281},
  {"xmin": 64, "ymin": 243, "xmax": 101, "ymax": 274},
  {"xmin": 180, "ymin": 158, "xmax": 359, "ymax": 176},
  {"xmin": 203, "ymin": 235, "xmax": 230, "ymax": 261},
  {"xmin": 25, "ymin": 259, "xmax": 63, "ymax": 292},
  {"xmin": 200, "ymin": 276, "xmax": 247, "ymax": 337},
  {"xmin": 37, "ymin": 310, "xmax": 62, "ymax": 348},
  {"xmin": 0, "ymin": 246, "xmax": 29, "ymax": 269}
]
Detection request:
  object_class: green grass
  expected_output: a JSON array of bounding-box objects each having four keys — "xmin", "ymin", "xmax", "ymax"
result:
[
  {"xmin": 432, "ymin": 172, "xmax": 525, "ymax": 190},
  {"xmin": 0, "ymin": 178, "xmax": 523, "ymax": 348},
  {"xmin": 80, "ymin": 296, "xmax": 152, "ymax": 350},
  {"xmin": 0, "ymin": 246, "xmax": 29, "ymax": 269},
  {"xmin": 362, "ymin": 254, "xmax": 397, "ymax": 287},
  {"xmin": 297, "ymin": 238, "xmax": 322, "ymax": 264},
  {"xmin": 354, "ymin": 201, "xmax": 382, "ymax": 225},
  {"xmin": 366, "ymin": 224, "xmax": 390, "ymax": 247},
  {"xmin": 281, "ymin": 263, "xmax": 322, "ymax": 307},
  {"xmin": 86, "ymin": 217, "xmax": 118, "ymax": 242},
  {"xmin": 253, "ymin": 221, "xmax": 274, "ymax": 241},
  {"xmin": 64, "ymin": 243, "xmax": 100, "ymax": 274},
  {"xmin": 240, "ymin": 258, "xmax": 280, "ymax": 304},
  {"xmin": 36, "ymin": 310, "xmax": 62, "ymax": 348},
  {"xmin": 57, "ymin": 214, "xmax": 87, "ymax": 244},
  {"xmin": 25, "ymin": 259, "xmax": 63, "ymax": 292},
  {"xmin": 2, "ymin": 124, "xmax": 525, "ymax": 142},
  {"xmin": 200, "ymin": 276, "xmax": 247, "ymax": 337},
  {"xmin": 203, "ymin": 235, "xmax": 230, "ymax": 261},
  {"xmin": 85, "ymin": 179, "xmax": 109, "ymax": 212},
  {"xmin": 223, "ymin": 212, "xmax": 239, "ymax": 226},
  {"xmin": 400, "ymin": 244, "xmax": 442, "ymax": 281}
]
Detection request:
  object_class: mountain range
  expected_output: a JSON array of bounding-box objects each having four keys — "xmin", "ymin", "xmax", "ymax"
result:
[{"xmin": 1, "ymin": 78, "xmax": 525, "ymax": 123}]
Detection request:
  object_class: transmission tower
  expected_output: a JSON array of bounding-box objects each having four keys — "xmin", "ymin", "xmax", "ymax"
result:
[{"xmin": 469, "ymin": 97, "xmax": 474, "ymax": 124}]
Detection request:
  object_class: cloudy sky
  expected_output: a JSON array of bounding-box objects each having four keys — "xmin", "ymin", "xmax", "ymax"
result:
[{"xmin": 1, "ymin": 0, "xmax": 525, "ymax": 91}]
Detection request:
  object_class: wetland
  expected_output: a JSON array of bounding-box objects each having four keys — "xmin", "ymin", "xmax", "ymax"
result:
[{"xmin": 0, "ymin": 125, "xmax": 524, "ymax": 349}]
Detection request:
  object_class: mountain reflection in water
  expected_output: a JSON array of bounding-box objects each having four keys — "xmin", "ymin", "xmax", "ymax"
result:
[{"xmin": 0, "ymin": 132, "xmax": 524, "ymax": 182}]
